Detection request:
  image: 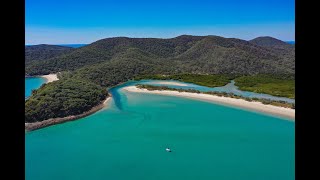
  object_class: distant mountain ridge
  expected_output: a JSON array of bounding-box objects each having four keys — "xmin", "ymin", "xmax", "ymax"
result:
[
  {"xmin": 249, "ymin": 36, "xmax": 292, "ymax": 47},
  {"xmin": 25, "ymin": 44, "xmax": 74, "ymax": 64},
  {"xmin": 56, "ymin": 44, "xmax": 88, "ymax": 48},
  {"xmin": 26, "ymin": 35, "xmax": 295, "ymax": 76}
]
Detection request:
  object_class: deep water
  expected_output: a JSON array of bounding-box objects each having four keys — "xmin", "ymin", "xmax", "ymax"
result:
[{"xmin": 25, "ymin": 80, "xmax": 295, "ymax": 180}]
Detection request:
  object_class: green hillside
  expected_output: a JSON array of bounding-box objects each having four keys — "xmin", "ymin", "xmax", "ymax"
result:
[
  {"xmin": 26, "ymin": 35, "xmax": 295, "ymax": 75},
  {"xmin": 25, "ymin": 35, "xmax": 295, "ymax": 123},
  {"xmin": 25, "ymin": 45, "xmax": 74, "ymax": 64}
]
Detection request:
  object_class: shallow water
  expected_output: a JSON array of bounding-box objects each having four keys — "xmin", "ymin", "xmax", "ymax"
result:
[
  {"xmin": 26, "ymin": 80, "xmax": 294, "ymax": 180},
  {"xmin": 25, "ymin": 77, "xmax": 46, "ymax": 99}
]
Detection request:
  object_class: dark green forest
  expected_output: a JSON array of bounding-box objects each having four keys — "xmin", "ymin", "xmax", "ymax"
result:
[
  {"xmin": 25, "ymin": 78, "xmax": 107, "ymax": 122},
  {"xmin": 25, "ymin": 35, "xmax": 295, "ymax": 123},
  {"xmin": 26, "ymin": 35, "xmax": 295, "ymax": 76},
  {"xmin": 234, "ymin": 74, "xmax": 295, "ymax": 98},
  {"xmin": 25, "ymin": 45, "xmax": 74, "ymax": 65}
]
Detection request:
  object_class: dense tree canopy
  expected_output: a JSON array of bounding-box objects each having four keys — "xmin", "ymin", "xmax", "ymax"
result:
[
  {"xmin": 234, "ymin": 74, "xmax": 295, "ymax": 98},
  {"xmin": 25, "ymin": 45, "xmax": 74, "ymax": 65},
  {"xmin": 25, "ymin": 78, "xmax": 107, "ymax": 122},
  {"xmin": 25, "ymin": 35, "xmax": 295, "ymax": 123},
  {"xmin": 26, "ymin": 35, "xmax": 295, "ymax": 76}
]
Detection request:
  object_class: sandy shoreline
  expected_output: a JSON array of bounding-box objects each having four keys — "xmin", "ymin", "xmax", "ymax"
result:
[
  {"xmin": 25, "ymin": 96, "xmax": 112, "ymax": 131},
  {"xmin": 123, "ymin": 86, "xmax": 295, "ymax": 121},
  {"xmin": 103, "ymin": 94, "xmax": 112, "ymax": 108},
  {"xmin": 41, "ymin": 74, "xmax": 59, "ymax": 83}
]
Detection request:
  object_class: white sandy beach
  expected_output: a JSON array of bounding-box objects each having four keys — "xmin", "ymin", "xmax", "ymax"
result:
[
  {"xmin": 103, "ymin": 97, "xmax": 111, "ymax": 105},
  {"xmin": 123, "ymin": 86, "xmax": 295, "ymax": 121},
  {"xmin": 41, "ymin": 74, "xmax": 59, "ymax": 83},
  {"xmin": 150, "ymin": 81, "xmax": 188, "ymax": 86},
  {"xmin": 103, "ymin": 96, "xmax": 112, "ymax": 108}
]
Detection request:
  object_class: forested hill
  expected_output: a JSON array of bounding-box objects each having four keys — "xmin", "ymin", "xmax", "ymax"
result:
[
  {"xmin": 249, "ymin": 36, "xmax": 295, "ymax": 65},
  {"xmin": 249, "ymin": 36, "xmax": 293, "ymax": 47},
  {"xmin": 25, "ymin": 44, "xmax": 74, "ymax": 64},
  {"xmin": 25, "ymin": 35, "xmax": 295, "ymax": 76},
  {"xmin": 25, "ymin": 35, "xmax": 295, "ymax": 123}
]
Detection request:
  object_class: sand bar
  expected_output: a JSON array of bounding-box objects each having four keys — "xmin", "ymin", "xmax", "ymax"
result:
[
  {"xmin": 41, "ymin": 74, "xmax": 59, "ymax": 83},
  {"xmin": 123, "ymin": 86, "xmax": 295, "ymax": 121}
]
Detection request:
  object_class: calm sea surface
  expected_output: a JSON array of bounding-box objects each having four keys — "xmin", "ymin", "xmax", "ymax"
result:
[
  {"xmin": 25, "ymin": 77, "xmax": 46, "ymax": 99},
  {"xmin": 25, "ymin": 79, "xmax": 294, "ymax": 180}
]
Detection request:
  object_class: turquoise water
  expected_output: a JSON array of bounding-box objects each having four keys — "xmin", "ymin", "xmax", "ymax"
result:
[
  {"xmin": 26, "ymin": 80, "xmax": 295, "ymax": 180},
  {"xmin": 25, "ymin": 77, "xmax": 46, "ymax": 99}
]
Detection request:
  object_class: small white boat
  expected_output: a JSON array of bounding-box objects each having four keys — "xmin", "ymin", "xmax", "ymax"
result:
[{"xmin": 166, "ymin": 148, "xmax": 171, "ymax": 152}]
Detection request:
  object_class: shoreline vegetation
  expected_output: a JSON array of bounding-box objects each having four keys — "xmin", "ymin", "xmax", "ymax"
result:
[
  {"xmin": 25, "ymin": 73, "xmax": 294, "ymax": 130},
  {"xmin": 25, "ymin": 96, "xmax": 111, "ymax": 131},
  {"xmin": 136, "ymin": 84, "xmax": 295, "ymax": 108},
  {"xmin": 25, "ymin": 35, "xmax": 294, "ymax": 127},
  {"xmin": 134, "ymin": 74, "xmax": 235, "ymax": 87},
  {"xmin": 134, "ymin": 74, "xmax": 295, "ymax": 99},
  {"xmin": 124, "ymin": 84, "xmax": 295, "ymax": 120},
  {"xmin": 25, "ymin": 77, "xmax": 108, "ymax": 124},
  {"xmin": 234, "ymin": 74, "xmax": 295, "ymax": 99},
  {"xmin": 147, "ymin": 81, "xmax": 189, "ymax": 86}
]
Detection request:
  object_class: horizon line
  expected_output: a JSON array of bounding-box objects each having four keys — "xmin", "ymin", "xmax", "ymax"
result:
[{"xmin": 25, "ymin": 34, "xmax": 295, "ymax": 45}]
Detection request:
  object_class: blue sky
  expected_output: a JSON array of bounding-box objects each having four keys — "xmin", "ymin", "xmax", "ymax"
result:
[{"xmin": 26, "ymin": 0, "xmax": 295, "ymax": 44}]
